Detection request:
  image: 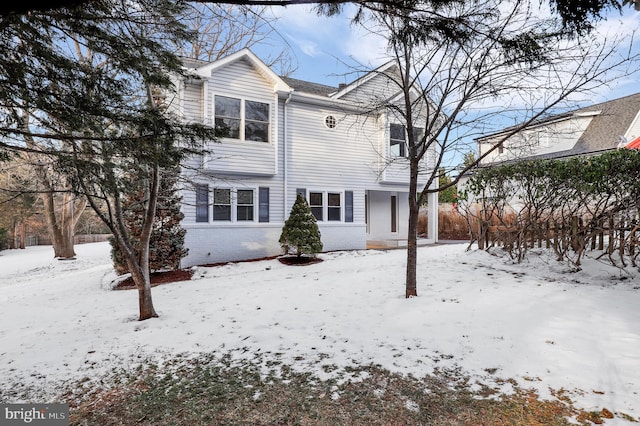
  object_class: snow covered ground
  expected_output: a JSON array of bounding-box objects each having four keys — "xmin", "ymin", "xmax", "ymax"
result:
[{"xmin": 0, "ymin": 242, "xmax": 639, "ymax": 423}]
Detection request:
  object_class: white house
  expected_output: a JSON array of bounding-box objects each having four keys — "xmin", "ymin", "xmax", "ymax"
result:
[
  {"xmin": 172, "ymin": 49, "xmax": 438, "ymax": 267},
  {"xmin": 459, "ymin": 92, "xmax": 640, "ymax": 212},
  {"xmin": 476, "ymin": 92, "xmax": 640, "ymax": 165}
]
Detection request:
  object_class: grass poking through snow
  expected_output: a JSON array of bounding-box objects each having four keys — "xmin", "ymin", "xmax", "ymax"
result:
[{"xmin": 65, "ymin": 352, "xmax": 628, "ymax": 425}]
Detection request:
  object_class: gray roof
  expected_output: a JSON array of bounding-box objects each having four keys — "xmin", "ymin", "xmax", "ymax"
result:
[
  {"xmin": 565, "ymin": 91, "xmax": 640, "ymax": 157},
  {"xmin": 280, "ymin": 76, "xmax": 338, "ymax": 97},
  {"xmin": 179, "ymin": 56, "xmax": 210, "ymax": 69},
  {"xmin": 486, "ymin": 92, "xmax": 640, "ymax": 161}
]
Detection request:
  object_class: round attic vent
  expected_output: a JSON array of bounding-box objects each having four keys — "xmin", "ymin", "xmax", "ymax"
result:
[{"xmin": 325, "ymin": 115, "xmax": 337, "ymax": 129}]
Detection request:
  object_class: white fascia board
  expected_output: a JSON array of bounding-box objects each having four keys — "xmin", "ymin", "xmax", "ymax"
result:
[
  {"xmin": 289, "ymin": 91, "xmax": 371, "ymax": 114},
  {"xmin": 191, "ymin": 48, "xmax": 291, "ymax": 93},
  {"xmin": 330, "ymin": 61, "xmax": 397, "ymax": 99},
  {"xmin": 623, "ymin": 109, "xmax": 640, "ymax": 140}
]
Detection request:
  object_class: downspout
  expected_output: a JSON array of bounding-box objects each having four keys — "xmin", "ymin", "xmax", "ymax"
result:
[{"xmin": 283, "ymin": 90, "xmax": 293, "ymax": 219}]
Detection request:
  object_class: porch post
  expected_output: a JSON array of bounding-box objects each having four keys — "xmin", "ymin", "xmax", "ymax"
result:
[{"xmin": 428, "ymin": 180, "xmax": 438, "ymax": 242}]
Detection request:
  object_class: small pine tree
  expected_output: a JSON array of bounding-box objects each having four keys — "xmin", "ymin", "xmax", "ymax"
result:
[
  {"xmin": 279, "ymin": 194, "xmax": 323, "ymax": 258},
  {"xmin": 110, "ymin": 168, "xmax": 188, "ymax": 274}
]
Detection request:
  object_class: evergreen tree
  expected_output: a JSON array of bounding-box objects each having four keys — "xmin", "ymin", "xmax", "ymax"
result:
[
  {"xmin": 110, "ymin": 168, "xmax": 187, "ymax": 274},
  {"xmin": 279, "ymin": 194, "xmax": 323, "ymax": 258}
]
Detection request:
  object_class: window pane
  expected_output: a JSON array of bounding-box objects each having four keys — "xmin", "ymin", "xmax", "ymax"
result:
[
  {"xmin": 214, "ymin": 188, "xmax": 231, "ymax": 204},
  {"xmin": 213, "ymin": 189, "xmax": 231, "ymax": 221},
  {"xmin": 215, "ymin": 96, "xmax": 240, "ymax": 118},
  {"xmin": 215, "ymin": 117, "xmax": 240, "ymax": 139},
  {"xmin": 237, "ymin": 189, "xmax": 254, "ymax": 221},
  {"xmin": 328, "ymin": 207, "xmax": 341, "ymax": 221},
  {"xmin": 245, "ymin": 121, "xmax": 269, "ymax": 142},
  {"xmin": 390, "ymin": 123, "xmax": 406, "ymax": 157},
  {"xmin": 237, "ymin": 189, "xmax": 253, "ymax": 205},
  {"xmin": 390, "ymin": 123, "xmax": 405, "ymax": 141},
  {"xmin": 413, "ymin": 128, "xmax": 424, "ymax": 146},
  {"xmin": 309, "ymin": 192, "xmax": 323, "ymax": 206},
  {"xmin": 213, "ymin": 205, "xmax": 231, "ymax": 221},
  {"xmin": 311, "ymin": 207, "xmax": 323, "ymax": 221},
  {"xmin": 245, "ymin": 101, "xmax": 269, "ymax": 121},
  {"xmin": 237, "ymin": 206, "xmax": 254, "ymax": 221},
  {"xmin": 328, "ymin": 193, "xmax": 340, "ymax": 207},
  {"xmin": 310, "ymin": 192, "xmax": 323, "ymax": 221}
]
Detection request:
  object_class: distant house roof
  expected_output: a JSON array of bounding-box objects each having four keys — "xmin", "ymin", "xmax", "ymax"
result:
[
  {"xmin": 479, "ymin": 92, "xmax": 640, "ymax": 161},
  {"xmin": 626, "ymin": 135, "xmax": 640, "ymax": 149},
  {"xmin": 279, "ymin": 76, "xmax": 337, "ymax": 97}
]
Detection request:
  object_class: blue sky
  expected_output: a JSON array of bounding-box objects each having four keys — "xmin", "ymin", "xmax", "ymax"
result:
[{"xmin": 254, "ymin": 4, "xmax": 640, "ymax": 102}]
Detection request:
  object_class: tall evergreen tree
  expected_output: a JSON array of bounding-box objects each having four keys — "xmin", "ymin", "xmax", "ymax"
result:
[
  {"xmin": 279, "ymin": 194, "xmax": 323, "ymax": 258},
  {"xmin": 110, "ymin": 168, "xmax": 187, "ymax": 274}
]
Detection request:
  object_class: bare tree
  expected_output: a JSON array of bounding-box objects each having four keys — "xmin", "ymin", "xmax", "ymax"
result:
[
  {"xmin": 176, "ymin": 3, "xmax": 296, "ymax": 75},
  {"xmin": 349, "ymin": 0, "xmax": 638, "ymax": 297}
]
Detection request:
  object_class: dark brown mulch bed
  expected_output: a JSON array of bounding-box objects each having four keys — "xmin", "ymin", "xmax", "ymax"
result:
[
  {"xmin": 278, "ymin": 256, "xmax": 324, "ymax": 266},
  {"xmin": 114, "ymin": 269, "xmax": 194, "ymax": 290}
]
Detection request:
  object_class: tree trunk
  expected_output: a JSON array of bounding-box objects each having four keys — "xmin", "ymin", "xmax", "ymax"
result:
[
  {"xmin": 42, "ymin": 187, "xmax": 86, "ymax": 259},
  {"xmin": 405, "ymin": 157, "xmax": 420, "ymax": 298},
  {"xmin": 129, "ymin": 260, "xmax": 158, "ymax": 320}
]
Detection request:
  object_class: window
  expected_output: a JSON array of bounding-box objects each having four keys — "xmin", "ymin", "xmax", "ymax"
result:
[
  {"xmin": 214, "ymin": 95, "xmax": 269, "ymax": 142},
  {"xmin": 236, "ymin": 189, "xmax": 254, "ymax": 221},
  {"xmin": 328, "ymin": 193, "xmax": 341, "ymax": 221},
  {"xmin": 298, "ymin": 190, "xmax": 349, "ymax": 222},
  {"xmin": 195, "ymin": 184, "xmax": 209, "ymax": 223},
  {"xmin": 245, "ymin": 101, "xmax": 269, "ymax": 142},
  {"xmin": 325, "ymin": 115, "xmax": 337, "ymax": 129},
  {"xmin": 390, "ymin": 123, "xmax": 406, "ymax": 157},
  {"xmin": 213, "ymin": 188, "xmax": 231, "ymax": 221},
  {"xmin": 309, "ymin": 192, "xmax": 323, "ymax": 221},
  {"xmin": 214, "ymin": 96, "xmax": 241, "ymax": 139}
]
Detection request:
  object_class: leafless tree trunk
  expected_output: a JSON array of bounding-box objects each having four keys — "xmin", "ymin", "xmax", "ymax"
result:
[{"xmin": 359, "ymin": 0, "xmax": 639, "ymax": 298}]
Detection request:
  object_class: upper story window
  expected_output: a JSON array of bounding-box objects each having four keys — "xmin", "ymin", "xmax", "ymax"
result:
[
  {"xmin": 390, "ymin": 123, "xmax": 425, "ymax": 158},
  {"xmin": 390, "ymin": 123, "xmax": 406, "ymax": 157},
  {"xmin": 214, "ymin": 95, "xmax": 269, "ymax": 143}
]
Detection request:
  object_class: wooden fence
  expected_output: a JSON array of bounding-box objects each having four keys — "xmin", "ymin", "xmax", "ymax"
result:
[{"xmin": 474, "ymin": 213, "xmax": 639, "ymax": 266}]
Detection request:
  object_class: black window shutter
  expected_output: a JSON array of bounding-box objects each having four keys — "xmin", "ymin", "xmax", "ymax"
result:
[
  {"xmin": 259, "ymin": 187, "xmax": 269, "ymax": 222},
  {"xmin": 345, "ymin": 191, "xmax": 354, "ymax": 222},
  {"xmin": 296, "ymin": 188, "xmax": 306, "ymax": 200}
]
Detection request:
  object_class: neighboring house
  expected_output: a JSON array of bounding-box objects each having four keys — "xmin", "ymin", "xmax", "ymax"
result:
[
  {"xmin": 172, "ymin": 49, "xmax": 439, "ymax": 267},
  {"xmin": 476, "ymin": 92, "xmax": 640, "ymax": 165},
  {"xmin": 458, "ymin": 92, "xmax": 640, "ymax": 211},
  {"xmin": 626, "ymin": 135, "xmax": 640, "ymax": 149}
]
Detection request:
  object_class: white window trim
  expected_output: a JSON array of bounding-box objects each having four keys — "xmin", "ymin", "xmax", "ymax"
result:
[{"xmin": 213, "ymin": 94, "xmax": 271, "ymax": 144}]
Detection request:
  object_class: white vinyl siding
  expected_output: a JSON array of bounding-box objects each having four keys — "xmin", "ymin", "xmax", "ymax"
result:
[{"xmin": 202, "ymin": 59, "xmax": 277, "ymax": 176}]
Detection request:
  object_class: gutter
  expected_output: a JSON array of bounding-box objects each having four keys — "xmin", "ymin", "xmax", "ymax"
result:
[{"xmin": 284, "ymin": 90, "xmax": 293, "ymax": 219}]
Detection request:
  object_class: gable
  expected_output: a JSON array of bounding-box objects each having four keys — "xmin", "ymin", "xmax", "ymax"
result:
[
  {"xmin": 333, "ymin": 63, "xmax": 403, "ymax": 106},
  {"xmin": 193, "ymin": 48, "xmax": 290, "ymax": 93}
]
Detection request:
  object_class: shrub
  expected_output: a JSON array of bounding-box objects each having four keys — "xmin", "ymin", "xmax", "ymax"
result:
[{"xmin": 279, "ymin": 194, "xmax": 323, "ymax": 258}]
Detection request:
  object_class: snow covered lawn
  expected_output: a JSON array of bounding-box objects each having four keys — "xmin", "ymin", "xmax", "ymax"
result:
[{"xmin": 0, "ymin": 242, "xmax": 639, "ymax": 423}]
